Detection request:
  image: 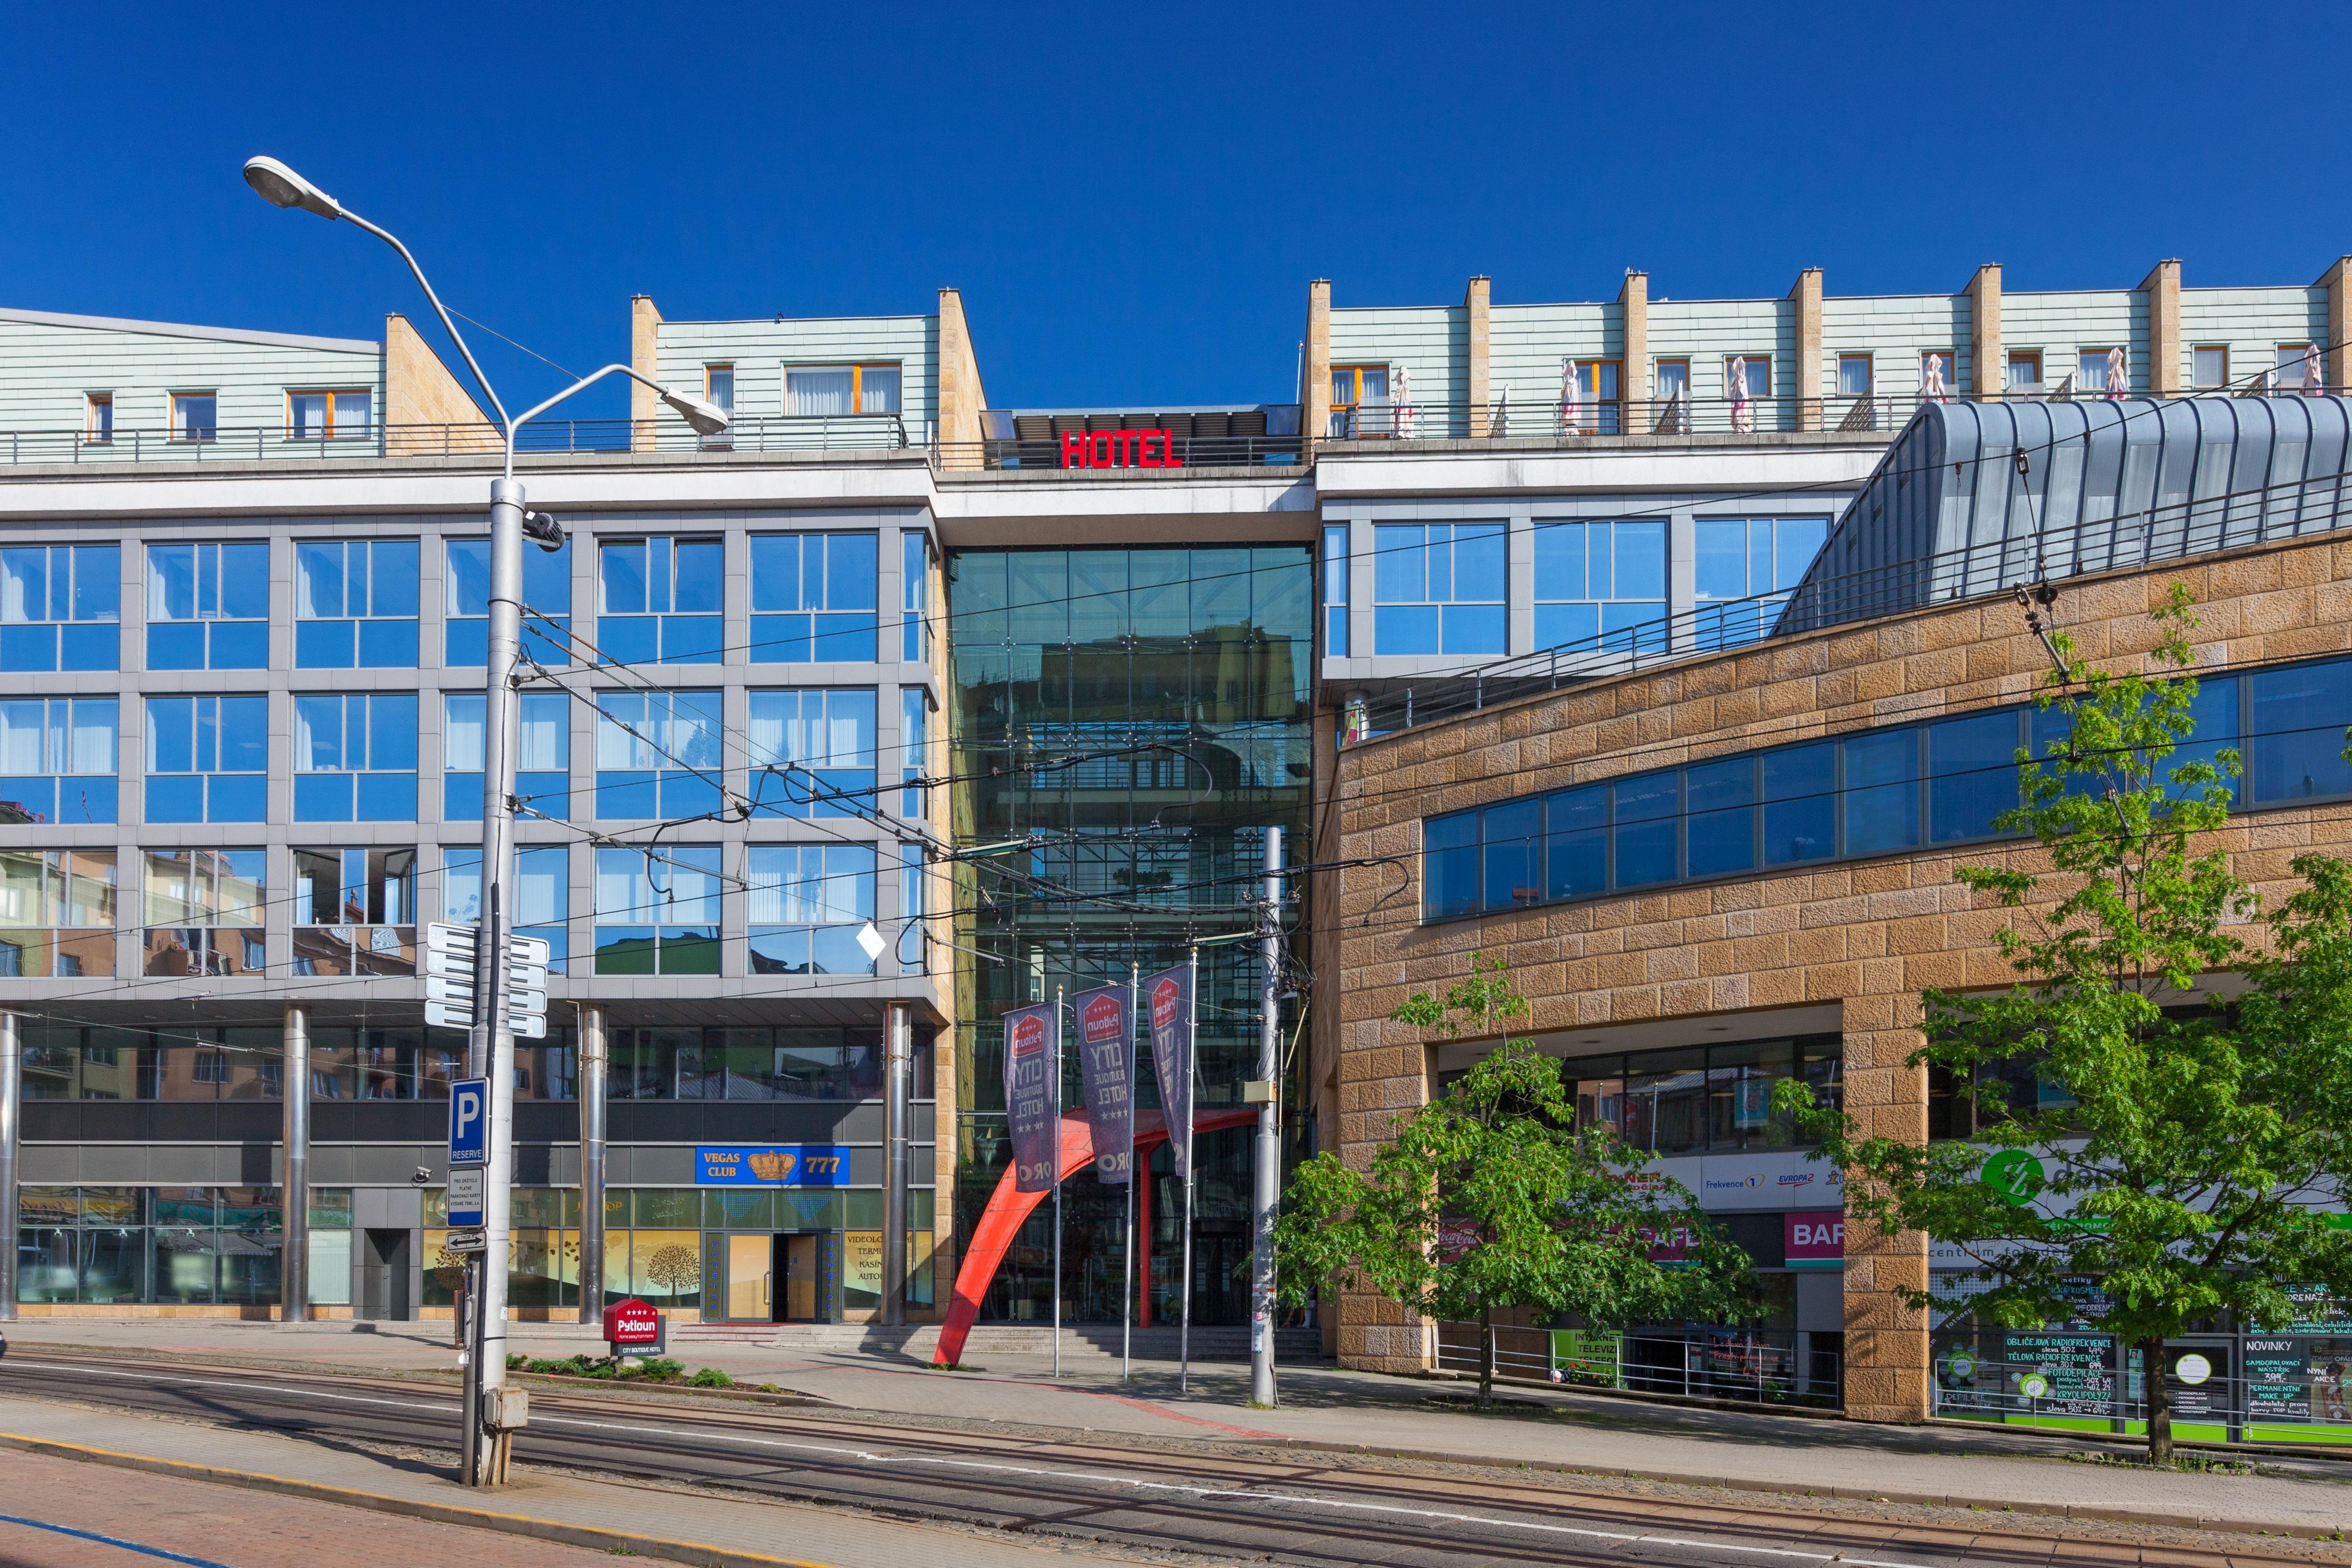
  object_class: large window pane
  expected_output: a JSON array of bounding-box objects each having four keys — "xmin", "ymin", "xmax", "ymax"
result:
[
  {"xmin": 1424, "ymin": 812, "xmax": 1478, "ymax": 918},
  {"xmin": 1545, "ymin": 785, "xmax": 1606, "ymax": 899},
  {"xmin": 1928, "ymin": 710, "xmax": 2021, "ymax": 842},
  {"xmin": 1762, "ymin": 744, "xmax": 1835, "ymax": 865},
  {"xmin": 2250, "ymin": 663, "xmax": 2352, "ymax": 804},
  {"xmin": 1612, "ymin": 773, "xmax": 1679, "ymax": 889},
  {"xmin": 1481, "ymin": 798, "xmax": 1541, "ymax": 911},
  {"xmin": 1843, "ymin": 729, "xmax": 1920, "ymax": 855},
  {"xmin": 1685, "ymin": 756, "xmax": 1757, "ymax": 877}
]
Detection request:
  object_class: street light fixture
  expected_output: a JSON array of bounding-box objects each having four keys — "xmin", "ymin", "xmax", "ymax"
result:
[{"xmin": 244, "ymin": 155, "xmax": 727, "ymax": 1489}]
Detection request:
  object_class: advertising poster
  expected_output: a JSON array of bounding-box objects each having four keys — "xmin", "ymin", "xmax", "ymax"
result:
[
  {"xmin": 1783, "ymin": 1211, "xmax": 1845, "ymax": 1269},
  {"xmin": 1002, "ymin": 1002, "xmax": 1060, "ymax": 1194},
  {"xmin": 2164, "ymin": 1346, "xmax": 2228, "ymax": 1420},
  {"xmin": 2002, "ymin": 1331, "xmax": 2116, "ymax": 1416},
  {"xmin": 1144, "ymin": 963, "xmax": 1194, "ymax": 1180},
  {"xmin": 1071, "ymin": 983, "xmax": 1134, "ymax": 1185}
]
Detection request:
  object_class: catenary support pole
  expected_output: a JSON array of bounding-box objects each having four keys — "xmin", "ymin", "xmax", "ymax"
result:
[
  {"xmin": 0, "ymin": 1012, "xmax": 19, "ymax": 1321},
  {"xmin": 1052, "ymin": 986, "xmax": 1064, "ymax": 1380},
  {"xmin": 577, "ymin": 1004, "xmax": 608, "ymax": 1326},
  {"xmin": 883, "ymin": 1001, "xmax": 911, "ymax": 1327},
  {"xmin": 1250, "ymin": 827, "xmax": 1282, "ymax": 1408},
  {"xmin": 467, "ymin": 473, "xmax": 529, "ymax": 1487},
  {"xmin": 281, "ymin": 1004, "xmax": 310, "ymax": 1322}
]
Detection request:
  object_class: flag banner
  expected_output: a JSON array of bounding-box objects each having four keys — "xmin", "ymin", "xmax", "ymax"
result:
[
  {"xmin": 1003, "ymin": 1002, "xmax": 1060, "ymax": 1194},
  {"xmin": 1144, "ymin": 963, "xmax": 1195, "ymax": 1180},
  {"xmin": 1072, "ymin": 984, "xmax": 1134, "ymax": 1186}
]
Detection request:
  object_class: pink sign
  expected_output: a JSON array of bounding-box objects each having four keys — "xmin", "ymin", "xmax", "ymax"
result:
[{"xmin": 1785, "ymin": 1210, "xmax": 1845, "ymax": 1269}]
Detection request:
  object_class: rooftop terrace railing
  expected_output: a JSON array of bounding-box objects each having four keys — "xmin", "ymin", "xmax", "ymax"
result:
[
  {"xmin": 1345, "ymin": 466, "xmax": 2352, "ymax": 743},
  {"xmin": 1321, "ymin": 384, "xmax": 2349, "ymax": 445},
  {"xmin": 0, "ymin": 411, "xmax": 912, "ymax": 466}
]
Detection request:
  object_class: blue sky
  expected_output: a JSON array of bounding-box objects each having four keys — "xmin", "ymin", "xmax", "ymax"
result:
[{"xmin": 2, "ymin": 1, "xmax": 2346, "ymax": 418}]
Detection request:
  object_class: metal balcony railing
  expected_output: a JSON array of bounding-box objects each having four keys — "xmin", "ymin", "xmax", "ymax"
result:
[
  {"xmin": 0, "ymin": 413, "xmax": 912, "ymax": 466},
  {"xmin": 1320, "ymin": 384, "xmax": 2350, "ymax": 445}
]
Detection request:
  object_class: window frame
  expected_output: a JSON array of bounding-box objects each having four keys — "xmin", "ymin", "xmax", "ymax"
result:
[
  {"xmin": 1836, "ymin": 354, "xmax": 1874, "ymax": 398},
  {"xmin": 84, "ymin": 393, "xmax": 113, "ymax": 445},
  {"xmin": 2076, "ymin": 347, "xmax": 2122, "ymax": 392},
  {"xmin": 169, "ymin": 391, "xmax": 219, "ymax": 444},
  {"xmin": 2005, "ymin": 349, "xmax": 2043, "ymax": 391},
  {"xmin": 2192, "ymin": 345, "xmax": 2230, "ymax": 390},
  {"xmin": 782, "ymin": 363, "xmax": 901, "ymax": 417},
  {"xmin": 285, "ymin": 389, "xmax": 372, "ymax": 441}
]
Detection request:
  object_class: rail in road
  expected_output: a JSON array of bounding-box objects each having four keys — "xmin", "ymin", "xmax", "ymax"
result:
[{"xmin": 0, "ymin": 1355, "xmax": 2325, "ymax": 1568}]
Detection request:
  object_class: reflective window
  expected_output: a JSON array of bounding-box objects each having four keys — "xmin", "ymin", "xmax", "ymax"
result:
[
  {"xmin": 444, "ymin": 691, "xmax": 570, "ymax": 822},
  {"xmin": 442, "ymin": 844, "xmax": 569, "ymax": 975},
  {"xmin": 1692, "ymin": 516, "xmax": 1828, "ymax": 649},
  {"xmin": 144, "ymin": 695, "xmax": 265, "ymax": 824},
  {"xmin": 746, "ymin": 688, "xmax": 876, "ymax": 817},
  {"xmin": 1532, "ymin": 520, "xmax": 1666, "ymax": 654},
  {"xmin": 1373, "ymin": 522, "xmax": 1505, "ymax": 656},
  {"xmin": 445, "ymin": 535, "xmax": 572, "ymax": 667},
  {"xmin": 1321, "ymin": 524, "xmax": 1349, "ymax": 656},
  {"xmin": 597, "ymin": 536, "xmax": 723, "ymax": 664},
  {"xmin": 292, "ymin": 848, "xmax": 416, "ymax": 976},
  {"xmin": 593, "ymin": 690, "xmax": 721, "ymax": 819},
  {"xmin": 746, "ymin": 843, "xmax": 877, "ymax": 975},
  {"xmin": 749, "ymin": 532, "xmax": 878, "ymax": 663},
  {"xmin": 902, "ymin": 531, "xmax": 930, "ymax": 663},
  {"xmin": 293, "ymin": 539, "xmax": 417, "ymax": 668},
  {"xmin": 0, "ymin": 698, "xmax": 116, "ymax": 824},
  {"xmin": 594, "ymin": 846, "xmax": 721, "ymax": 975},
  {"xmin": 0, "ymin": 850, "xmax": 115, "ymax": 978},
  {"xmin": 141, "ymin": 849, "xmax": 264, "ymax": 977},
  {"xmin": 292, "ymin": 692, "xmax": 417, "ymax": 821},
  {"xmin": 147, "ymin": 543, "xmax": 268, "ymax": 669},
  {"xmin": 0, "ymin": 544, "xmax": 118, "ymax": 673}
]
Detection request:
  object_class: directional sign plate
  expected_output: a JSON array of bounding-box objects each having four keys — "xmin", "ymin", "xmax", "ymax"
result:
[
  {"xmin": 443, "ymin": 1227, "xmax": 487, "ymax": 1254},
  {"xmin": 448, "ymin": 1077, "xmax": 489, "ymax": 1168},
  {"xmin": 425, "ymin": 1001, "xmax": 474, "ymax": 1032},
  {"xmin": 426, "ymin": 921, "xmax": 479, "ymax": 956},
  {"xmin": 507, "ymin": 934, "xmax": 551, "ymax": 968}
]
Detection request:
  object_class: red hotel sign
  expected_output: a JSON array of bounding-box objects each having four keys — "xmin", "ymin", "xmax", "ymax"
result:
[
  {"xmin": 1062, "ymin": 430, "xmax": 1184, "ymax": 469},
  {"xmin": 603, "ymin": 1297, "xmax": 663, "ymax": 1347}
]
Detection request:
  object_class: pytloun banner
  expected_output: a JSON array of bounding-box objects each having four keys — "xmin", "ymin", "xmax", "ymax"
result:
[
  {"xmin": 1144, "ymin": 963, "xmax": 1195, "ymax": 1180},
  {"xmin": 1072, "ymin": 983, "xmax": 1134, "ymax": 1185},
  {"xmin": 1002, "ymin": 1002, "xmax": 1061, "ymax": 1194}
]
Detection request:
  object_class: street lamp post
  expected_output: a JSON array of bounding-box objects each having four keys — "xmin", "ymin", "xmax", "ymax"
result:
[{"xmin": 244, "ymin": 157, "xmax": 727, "ymax": 1487}]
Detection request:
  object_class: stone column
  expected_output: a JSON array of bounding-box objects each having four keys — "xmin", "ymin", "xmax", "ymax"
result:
[
  {"xmin": 936, "ymin": 288, "xmax": 989, "ymax": 451},
  {"xmin": 0, "ymin": 1013, "xmax": 18, "ymax": 1321},
  {"xmin": 576, "ymin": 1004, "xmax": 608, "ymax": 1325},
  {"xmin": 1840, "ymin": 994, "xmax": 1933, "ymax": 1422},
  {"xmin": 281, "ymin": 1004, "xmax": 309, "ymax": 1322},
  {"xmin": 1618, "ymin": 271, "xmax": 1649, "ymax": 427},
  {"xmin": 1791, "ymin": 268, "xmax": 1824, "ymax": 430},
  {"xmin": 2140, "ymin": 260, "xmax": 2182, "ymax": 394},
  {"xmin": 1963, "ymin": 265, "xmax": 2002, "ymax": 398},
  {"xmin": 2320, "ymin": 257, "xmax": 2352, "ymax": 393},
  {"xmin": 1464, "ymin": 275, "xmax": 1491, "ymax": 437},
  {"xmin": 628, "ymin": 295, "xmax": 663, "ymax": 452},
  {"xmin": 1303, "ymin": 280, "xmax": 1333, "ymax": 449}
]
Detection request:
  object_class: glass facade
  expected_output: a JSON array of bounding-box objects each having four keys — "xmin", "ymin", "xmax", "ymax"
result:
[{"xmin": 948, "ymin": 544, "xmax": 1311, "ymax": 1324}]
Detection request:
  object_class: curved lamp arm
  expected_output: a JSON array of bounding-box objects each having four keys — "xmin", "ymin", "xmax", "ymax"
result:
[{"xmin": 505, "ymin": 363, "xmax": 730, "ymax": 478}]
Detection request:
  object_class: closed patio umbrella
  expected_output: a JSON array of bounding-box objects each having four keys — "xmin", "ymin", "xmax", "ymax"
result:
[
  {"xmin": 2106, "ymin": 346, "xmax": 2127, "ymax": 399},
  {"xmin": 1559, "ymin": 357, "xmax": 1582, "ymax": 435},
  {"xmin": 1922, "ymin": 355, "xmax": 1950, "ymax": 403},
  {"xmin": 2307, "ymin": 350, "xmax": 2326, "ymax": 397},
  {"xmin": 1729, "ymin": 357, "xmax": 1753, "ymax": 433},
  {"xmin": 1394, "ymin": 363, "xmax": 1416, "ymax": 439}
]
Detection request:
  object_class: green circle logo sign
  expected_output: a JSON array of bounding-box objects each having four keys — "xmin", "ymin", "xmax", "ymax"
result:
[
  {"xmin": 2019, "ymin": 1373, "xmax": 2051, "ymax": 1399},
  {"xmin": 1948, "ymin": 1354, "xmax": 1977, "ymax": 1380},
  {"xmin": 2175, "ymin": 1353, "xmax": 2213, "ymax": 1386},
  {"xmin": 1981, "ymin": 1150, "xmax": 2046, "ymax": 1206}
]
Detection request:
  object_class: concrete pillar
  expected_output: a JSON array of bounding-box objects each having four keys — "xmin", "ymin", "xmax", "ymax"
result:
[
  {"xmin": 629, "ymin": 295, "xmax": 663, "ymax": 452},
  {"xmin": 2140, "ymin": 260, "xmax": 2182, "ymax": 394},
  {"xmin": 281, "ymin": 1004, "xmax": 309, "ymax": 1322},
  {"xmin": 882, "ymin": 1001, "xmax": 912, "ymax": 1326},
  {"xmin": 1618, "ymin": 271, "xmax": 1649, "ymax": 423},
  {"xmin": 576, "ymin": 1004, "xmax": 608, "ymax": 1325},
  {"xmin": 936, "ymin": 288, "xmax": 989, "ymax": 453},
  {"xmin": 2320, "ymin": 257, "xmax": 2352, "ymax": 393},
  {"xmin": 1464, "ymin": 275, "xmax": 1491, "ymax": 437},
  {"xmin": 1667, "ymin": 511, "xmax": 1697, "ymax": 653},
  {"xmin": 1791, "ymin": 268, "xmax": 1824, "ymax": 430},
  {"xmin": 1303, "ymin": 280, "xmax": 1333, "ymax": 449},
  {"xmin": 0, "ymin": 1013, "xmax": 18, "ymax": 1321},
  {"xmin": 1505, "ymin": 514, "xmax": 1534, "ymax": 656},
  {"xmin": 1964, "ymin": 265, "xmax": 2002, "ymax": 398}
]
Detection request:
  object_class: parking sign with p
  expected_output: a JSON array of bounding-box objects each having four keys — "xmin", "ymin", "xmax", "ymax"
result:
[{"xmin": 449, "ymin": 1077, "xmax": 488, "ymax": 1168}]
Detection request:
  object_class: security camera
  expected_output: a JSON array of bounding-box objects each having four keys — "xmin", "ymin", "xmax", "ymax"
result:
[
  {"xmin": 410, "ymin": 1166, "xmax": 431, "ymax": 1186},
  {"xmin": 521, "ymin": 511, "xmax": 566, "ymax": 553}
]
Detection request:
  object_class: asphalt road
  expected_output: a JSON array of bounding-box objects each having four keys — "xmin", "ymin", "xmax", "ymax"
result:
[{"xmin": 0, "ymin": 1355, "xmax": 2307, "ymax": 1568}]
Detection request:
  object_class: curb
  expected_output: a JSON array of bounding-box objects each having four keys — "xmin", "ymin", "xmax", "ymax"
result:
[
  {"xmin": 1245, "ymin": 1436, "xmax": 2352, "ymax": 1544},
  {"xmin": 0, "ymin": 1430, "xmax": 831, "ymax": 1568}
]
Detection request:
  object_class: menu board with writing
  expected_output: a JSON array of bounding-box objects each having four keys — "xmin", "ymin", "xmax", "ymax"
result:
[
  {"xmin": 2244, "ymin": 1338, "xmax": 2309, "ymax": 1421},
  {"xmin": 2003, "ymin": 1331, "xmax": 2116, "ymax": 1416},
  {"xmin": 2286, "ymin": 1285, "xmax": 2352, "ymax": 1333}
]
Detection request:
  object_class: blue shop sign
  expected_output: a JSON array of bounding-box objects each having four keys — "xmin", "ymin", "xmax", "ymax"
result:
[{"xmin": 695, "ymin": 1145, "xmax": 850, "ymax": 1187}]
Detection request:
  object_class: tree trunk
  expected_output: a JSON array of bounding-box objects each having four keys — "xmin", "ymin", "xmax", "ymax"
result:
[
  {"xmin": 2141, "ymin": 1336, "xmax": 2173, "ymax": 1466},
  {"xmin": 1479, "ymin": 1302, "xmax": 1496, "ymax": 1408}
]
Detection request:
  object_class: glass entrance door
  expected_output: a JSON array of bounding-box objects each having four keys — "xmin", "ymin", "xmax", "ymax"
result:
[
  {"xmin": 726, "ymin": 1233, "xmax": 771, "ymax": 1321},
  {"xmin": 782, "ymin": 1233, "xmax": 819, "ymax": 1320}
]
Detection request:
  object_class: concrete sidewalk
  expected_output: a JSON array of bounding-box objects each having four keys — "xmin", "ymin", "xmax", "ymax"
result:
[
  {"xmin": 0, "ymin": 1393, "xmax": 1155, "ymax": 1568},
  {"xmin": 9, "ymin": 1317, "xmax": 2352, "ymax": 1537}
]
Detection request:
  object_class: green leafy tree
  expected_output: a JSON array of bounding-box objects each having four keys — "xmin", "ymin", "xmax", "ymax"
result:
[
  {"xmin": 1782, "ymin": 586, "xmax": 2352, "ymax": 1463},
  {"xmin": 1276, "ymin": 955, "xmax": 1751, "ymax": 1405}
]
